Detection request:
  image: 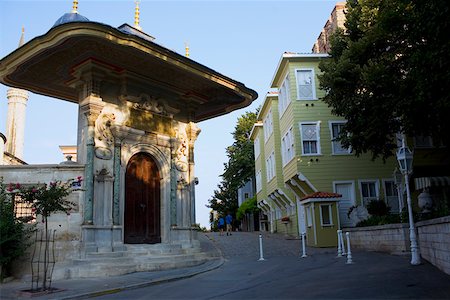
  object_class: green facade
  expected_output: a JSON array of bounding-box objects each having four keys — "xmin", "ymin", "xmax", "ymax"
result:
[{"xmin": 253, "ymin": 54, "xmax": 401, "ymax": 246}]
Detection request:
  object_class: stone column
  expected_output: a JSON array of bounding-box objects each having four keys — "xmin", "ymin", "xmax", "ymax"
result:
[
  {"xmin": 80, "ymin": 96, "xmax": 104, "ymax": 224},
  {"xmin": 170, "ymin": 137, "xmax": 178, "ymax": 227},
  {"xmin": 112, "ymin": 140, "xmax": 121, "ymax": 225},
  {"xmin": 5, "ymin": 88, "xmax": 28, "ymax": 160},
  {"xmin": 186, "ymin": 122, "xmax": 201, "ymax": 227}
]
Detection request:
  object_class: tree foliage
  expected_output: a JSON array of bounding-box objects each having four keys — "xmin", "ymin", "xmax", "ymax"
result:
[
  {"xmin": 0, "ymin": 179, "xmax": 34, "ymax": 281},
  {"xmin": 319, "ymin": 0, "xmax": 450, "ymax": 160},
  {"xmin": 207, "ymin": 109, "xmax": 258, "ymax": 218},
  {"xmin": 236, "ymin": 196, "xmax": 257, "ymax": 221}
]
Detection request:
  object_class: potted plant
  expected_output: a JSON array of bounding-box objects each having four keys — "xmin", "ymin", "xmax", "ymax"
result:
[{"xmin": 281, "ymin": 216, "xmax": 290, "ymax": 224}]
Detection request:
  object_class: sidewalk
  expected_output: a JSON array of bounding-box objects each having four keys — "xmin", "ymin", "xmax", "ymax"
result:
[{"xmin": 0, "ymin": 234, "xmax": 223, "ymax": 300}]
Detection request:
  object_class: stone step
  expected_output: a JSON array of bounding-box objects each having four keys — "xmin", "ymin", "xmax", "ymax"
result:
[
  {"xmin": 72, "ymin": 256, "xmax": 134, "ymax": 265},
  {"xmin": 125, "ymin": 244, "xmax": 186, "ymax": 255},
  {"xmin": 85, "ymin": 251, "xmax": 126, "ymax": 259},
  {"xmin": 65, "ymin": 253, "xmax": 209, "ymax": 278}
]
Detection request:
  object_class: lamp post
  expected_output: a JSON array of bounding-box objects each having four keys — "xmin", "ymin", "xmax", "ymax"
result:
[
  {"xmin": 393, "ymin": 168, "xmax": 404, "ymax": 215},
  {"xmin": 396, "ymin": 135, "xmax": 421, "ymax": 265}
]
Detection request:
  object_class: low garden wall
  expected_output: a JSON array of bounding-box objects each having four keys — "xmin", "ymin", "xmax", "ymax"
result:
[
  {"xmin": 345, "ymin": 223, "xmax": 410, "ymax": 255},
  {"xmin": 344, "ymin": 216, "xmax": 450, "ymax": 275},
  {"xmin": 416, "ymin": 216, "xmax": 450, "ymax": 275}
]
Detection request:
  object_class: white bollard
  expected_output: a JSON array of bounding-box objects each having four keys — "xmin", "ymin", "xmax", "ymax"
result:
[
  {"xmin": 346, "ymin": 232, "xmax": 353, "ymax": 264},
  {"xmin": 341, "ymin": 230, "xmax": 346, "ymax": 256},
  {"xmin": 337, "ymin": 230, "xmax": 342, "ymax": 257},
  {"xmin": 301, "ymin": 232, "xmax": 307, "ymax": 258},
  {"xmin": 258, "ymin": 234, "xmax": 265, "ymax": 261}
]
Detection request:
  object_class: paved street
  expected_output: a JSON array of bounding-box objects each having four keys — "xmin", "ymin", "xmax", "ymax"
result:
[{"xmin": 95, "ymin": 232, "xmax": 450, "ymax": 299}]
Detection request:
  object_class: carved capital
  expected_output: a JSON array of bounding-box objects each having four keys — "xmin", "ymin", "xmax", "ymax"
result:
[{"xmin": 186, "ymin": 122, "xmax": 201, "ymax": 145}]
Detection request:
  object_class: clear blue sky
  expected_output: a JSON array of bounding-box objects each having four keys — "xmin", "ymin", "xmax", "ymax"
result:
[{"xmin": 0, "ymin": 0, "xmax": 337, "ymax": 228}]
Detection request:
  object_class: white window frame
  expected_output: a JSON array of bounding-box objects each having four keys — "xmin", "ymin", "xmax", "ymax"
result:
[
  {"xmin": 299, "ymin": 121, "xmax": 321, "ymax": 156},
  {"xmin": 319, "ymin": 204, "xmax": 333, "ymax": 226},
  {"xmin": 413, "ymin": 135, "xmax": 433, "ymax": 148},
  {"xmin": 263, "ymin": 108, "xmax": 273, "ymax": 143},
  {"xmin": 382, "ymin": 179, "xmax": 400, "ymax": 213},
  {"xmin": 275, "ymin": 208, "xmax": 282, "ymax": 219},
  {"xmin": 254, "ymin": 137, "xmax": 260, "ymax": 159},
  {"xmin": 358, "ymin": 180, "xmax": 380, "ymax": 207},
  {"xmin": 266, "ymin": 151, "xmax": 276, "ymax": 182},
  {"xmin": 256, "ymin": 169, "xmax": 262, "ymax": 193},
  {"xmin": 281, "ymin": 126, "xmax": 295, "ymax": 166},
  {"xmin": 329, "ymin": 121, "xmax": 351, "ymax": 155},
  {"xmin": 295, "ymin": 68, "xmax": 317, "ymax": 100},
  {"xmin": 278, "ymin": 73, "xmax": 291, "ymax": 117}
]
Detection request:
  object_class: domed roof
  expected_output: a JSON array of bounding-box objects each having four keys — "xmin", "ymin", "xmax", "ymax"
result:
[{"xmin": 53, "ymin": 12, "xmax": 89, "ymax": 27}]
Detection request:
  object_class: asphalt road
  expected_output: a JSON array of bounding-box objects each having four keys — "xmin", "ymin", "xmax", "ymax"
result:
[{"xmin": 95, "ymin": 232, "xmax": 450, "ymax": 299}]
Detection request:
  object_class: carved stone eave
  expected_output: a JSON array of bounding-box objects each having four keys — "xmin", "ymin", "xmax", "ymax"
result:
[
  {"xmin": 110, "ymin": 124, "xmax": 171, "ymax": 148},
  {"xmin": 0, "ymin": 22, "xmax": 257, "ymax": 122}
]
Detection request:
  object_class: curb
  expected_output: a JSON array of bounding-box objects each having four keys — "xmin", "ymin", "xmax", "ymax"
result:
[{"xmin": 59, "ymin": 258, "xmax": 225, "ymax": 300}]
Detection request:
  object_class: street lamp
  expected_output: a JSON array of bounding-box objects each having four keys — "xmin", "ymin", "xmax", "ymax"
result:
[
  {"xmin": 396, "ymin": 135, "xmax": 421, "ymax": 265},
  {"xmin": 392, "ymin": 168, "xmax": 404, "ymax": 214}
]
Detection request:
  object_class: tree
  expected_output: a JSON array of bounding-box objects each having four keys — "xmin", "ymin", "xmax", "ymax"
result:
[
  {"xmin": 318, "ymin": 0, "xmax": 450, "ymax": 160},
  {"xmin": 207, "ymin": 109, "xmax": 259, "ymax": 222},
  {"xmin": 222, "ymin": 110, "xmax": 258, "ymax": 191},
  {"xmin": 0, "ymin": 179, "xmax": 34, "ymax": 281}
]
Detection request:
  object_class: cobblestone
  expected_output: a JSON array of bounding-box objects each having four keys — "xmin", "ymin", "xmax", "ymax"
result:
[{"xmin": 205, "ymin": 231, "xmax": 334, "ymax": 259}]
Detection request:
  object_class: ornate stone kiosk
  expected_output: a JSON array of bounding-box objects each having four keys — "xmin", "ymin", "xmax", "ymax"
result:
[{"xmin": 0, "ymin": 13, "xmax": 257, "ymax": 278}]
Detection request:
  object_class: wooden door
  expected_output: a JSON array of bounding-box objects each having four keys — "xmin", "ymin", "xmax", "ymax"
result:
[{"xmin": 125, "ymin": 153, "xmax": 161, "ymax": 244}]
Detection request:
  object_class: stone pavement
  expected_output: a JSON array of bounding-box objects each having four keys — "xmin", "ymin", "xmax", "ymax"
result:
[
  {"xmin": 1, "ymin": 231, "xmax": 449, "ymax": 299},
  {"xmin": 205, "ymin": 231, "xmax": 334, "ymax": 258},
  {"xmin": 0, "ymin": 233, "xmax": 223, "ymax": 300}
]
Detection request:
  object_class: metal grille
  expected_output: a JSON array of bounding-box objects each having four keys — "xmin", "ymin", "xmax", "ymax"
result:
[{"xmin": 14, "ymin": 195, "xmax": 36, "ymax": 223}]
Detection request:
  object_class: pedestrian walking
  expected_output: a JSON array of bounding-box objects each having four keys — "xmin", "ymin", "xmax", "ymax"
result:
[
  {"xmin": 218, "ymin": 216, "xmax": 225, "ymax": 236},
  {"xmin": 226, "ymin": 213, "xmax": 233, "ymax": 236}
]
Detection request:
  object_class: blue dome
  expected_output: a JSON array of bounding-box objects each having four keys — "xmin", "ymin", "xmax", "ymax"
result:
[{"xmin": 53, "ymin": 13, "xmax": 89, "ymax": 27}]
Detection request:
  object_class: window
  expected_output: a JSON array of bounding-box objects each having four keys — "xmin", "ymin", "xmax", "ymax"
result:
[
  {"xmin": 266, "ymin": 151, "xmax": 276, "ymax": 182},
  {"xmin": 414, "ymin": 136, "xmax": 433, "ymax": 148},
  {"xmin": 320, "ymin": 204, "xmax": 333, "ymax": 226},
  {"xmin": 300, "ymin": 122, "xmax": 321, "ymax": 155},
  {"xmin": 254, "ymin": 137, "xmax": 260, "ymax": 159},
  {"xmin": 296, "ymin": 69, "xmax": 316, "ymax": 100},
  {"xmin": 360, "ymin": 180, "xmax": 379, "ymax": 206},
  {"xmin": 281, "ymin": 126, "xmax": 295, "ymax": 165},
  {"xmin": 306, "ymin": 205, "xmax": 312, "ymax": 227},
  {"xmin": 278, "ymin": 74, "xmax": 291, "ymax": 116},
  {"xmin": 256, "ymin": 170, "xmax": 262, "ymax": 192},
  {"xmin": 330, "ymin": 121, "xmax": 350, "ymax": 154},
  {"xmin": 276, "ymin": 208, "xmax": 282, "ymax": 219},
  {"xmin": 384, "ymin": 180, "xmax": 400, "ymax": 213},
  {"xmin": 263, "ymin": 109, "xmax": 273, "ymax": 142}
]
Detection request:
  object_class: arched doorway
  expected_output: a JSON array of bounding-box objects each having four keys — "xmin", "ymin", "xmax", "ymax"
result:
[{"xmin": 125, "ymin": 152, "xmax": 161, "ymax": 244}]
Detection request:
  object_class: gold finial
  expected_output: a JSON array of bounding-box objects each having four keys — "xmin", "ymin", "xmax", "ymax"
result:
[
  {"xmin": 185, "ymin": 42, "xmax": 190, "ymax": 58},
  {"xmin": 72, "ymin": 0, "xmax": 79, "ymax": 13},
  {"xmin": 18, "ymin": 27, "xmax": 25, "ymax": 47},
  {"xmin": 134, "ymin": 0, "xmax": 142, "ymax": 30}
]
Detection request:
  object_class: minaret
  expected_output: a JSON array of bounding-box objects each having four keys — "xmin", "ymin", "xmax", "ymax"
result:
[
  {"xmin": 134, "ymin": 0, "xmax": 142, "ymax": 30},
  {"xmin": 5, "ymin": 28, "xmax": 29, "ymax": 160}
]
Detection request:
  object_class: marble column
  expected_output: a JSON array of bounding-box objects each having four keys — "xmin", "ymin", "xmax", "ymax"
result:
[
  {"xmin": 186, "ymin": 122, "xmax": 201, "ymax": 227},
  {"xmin": 80, "ymin": 96, "xmax": 103, "ymax": 224}
]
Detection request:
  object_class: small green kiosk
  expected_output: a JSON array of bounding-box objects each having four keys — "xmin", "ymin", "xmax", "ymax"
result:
[{"xmin": 300, "ymin": 192, "xmax": 341, "ymax": 247}]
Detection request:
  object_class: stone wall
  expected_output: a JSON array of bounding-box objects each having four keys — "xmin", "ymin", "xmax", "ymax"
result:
[
  {"xmin": 345, "ymin": 217, "xmax": 450, "ymax": 275},
  {"xmin": 1, "ymin": 164, "xmax": 85, "ymax": 279},
  {"xmin": 345, "ymin": 224, "xmax": 410, "ymax": 255},
  {"xmin": 416, "ymin": 216, "xmax": 450, "ymax": 275}
]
